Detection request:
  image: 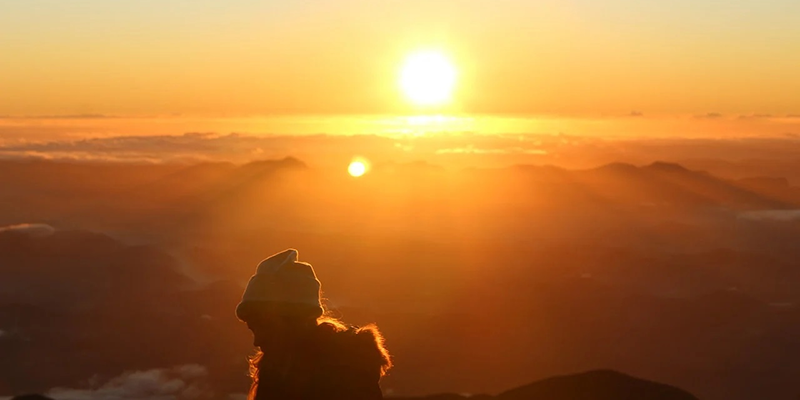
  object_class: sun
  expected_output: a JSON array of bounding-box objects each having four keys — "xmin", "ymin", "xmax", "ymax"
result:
[
  {"xmin": 348, "ymin": 159, "xmax": 369, "ymax": 177},
  {"xmin": 400, "ymin": 51, "xmax": 457, "ymax": 106}
]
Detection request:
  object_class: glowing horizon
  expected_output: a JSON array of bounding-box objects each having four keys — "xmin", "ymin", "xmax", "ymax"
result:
[{"xmin": 3, "ymin": 113, "xmax": 800, "ymax": 145}]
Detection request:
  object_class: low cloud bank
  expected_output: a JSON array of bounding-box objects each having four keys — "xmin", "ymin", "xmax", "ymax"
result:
[
  {"xmin": 2, "ymin": 131, "xmax": 800, "ymax": 174},
  {"xmin": 46, "ymin": 365, "xmax": 211, "ymax": 400},
  {"xmin": 0, "ymin": 132, "xmax": 552, "ymax": 165}
]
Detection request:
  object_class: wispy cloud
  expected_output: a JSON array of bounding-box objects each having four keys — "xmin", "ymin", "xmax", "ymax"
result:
[
  {"xmin": 0, "ymin": 223, "xmax": 55, "ymax": 237},
  {"xmin": 694, "ymin": 112, "xmax": 724, "ymax": 119},
  {"xmin": 436, "ymin": 146, "xmax": 547, "ymax": 155},
  {"xmin": 4, "ymin": 114, "xmax": 121, "ymax": 120},
  {"xmin": 738, "ymin": 210, "xmax": 800, "ymax": 222},
  {"xmin": 738, "ymin": 113, "xmax": 774, "ymax": 120}
]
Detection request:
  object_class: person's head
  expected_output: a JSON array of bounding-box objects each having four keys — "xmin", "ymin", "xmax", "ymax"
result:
[{"xmin": 236, "ymin": 249, "xmax": 324, "ymax": 350}]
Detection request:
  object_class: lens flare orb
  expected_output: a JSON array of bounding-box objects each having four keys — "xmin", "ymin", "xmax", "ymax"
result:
[{"xmin": 348, "ymin": 160, "xmax": 368, "ymax": 177}]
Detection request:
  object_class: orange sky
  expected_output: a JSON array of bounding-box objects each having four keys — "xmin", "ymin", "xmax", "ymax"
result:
[{"xmin": 2, "ymin": 0, "xmax": 800, "ymax": 118}]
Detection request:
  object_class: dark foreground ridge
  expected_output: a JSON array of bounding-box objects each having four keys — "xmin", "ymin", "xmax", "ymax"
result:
[{"xmin": 392, "ymin": 370, "xmax": 699, "ymax": 400}]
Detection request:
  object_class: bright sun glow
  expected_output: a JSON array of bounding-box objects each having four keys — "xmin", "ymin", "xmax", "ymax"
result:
[
  {"xmin": 400, "ymin": 51, "xmax": 457, "ymax": 106},
  {"xmin": 348, "ymin": 159, "xmax": 368, "ymax": 177}
]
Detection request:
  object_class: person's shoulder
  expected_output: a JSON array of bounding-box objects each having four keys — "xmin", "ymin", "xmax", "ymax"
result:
[
  {"xmin": 306, "ymin": 321, "xmax": 390, "ymax": 399},
  {"xmin": 349, "ymin": 324, "xmax": 392, "ymax": 376},
  {"xmin": 318, "ymin": 320, "xmax": 392, "ymax": 377}
]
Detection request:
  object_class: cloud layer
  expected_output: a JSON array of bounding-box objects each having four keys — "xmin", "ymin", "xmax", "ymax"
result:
[
  {"xmin": 3, "ymin": 130, "xmax": 800, "ymax": 183},
  {"xmin": 46, "ymin": 365, "xmax": 211, "ymax": 400}
]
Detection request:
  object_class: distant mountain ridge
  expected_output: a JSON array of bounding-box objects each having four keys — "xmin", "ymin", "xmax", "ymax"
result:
[
  {"xmin": 1, "ymin": 159, "xmax": 798, "ymax": 224},
  {"xmin": 392, "ymin": 370, "xmax": 699, "ymax": 400}
]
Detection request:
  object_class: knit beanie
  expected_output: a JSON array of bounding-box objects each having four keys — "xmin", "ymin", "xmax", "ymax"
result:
[{"xmin": 235, "ymin": 248, "xmax": 322, "ymax": 321}]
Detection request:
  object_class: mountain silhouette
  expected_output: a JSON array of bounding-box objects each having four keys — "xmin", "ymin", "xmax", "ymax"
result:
[
  {"xmin": 393, "ymin": 370, "xmax": 699, "ymax": 400},
  {"xmin": 574, "ymin": 161, "xmax": 790, "ymax": 210},
  {"xmin": 499, "ymin": 370, "xmax": 699, "ymax": 400}
]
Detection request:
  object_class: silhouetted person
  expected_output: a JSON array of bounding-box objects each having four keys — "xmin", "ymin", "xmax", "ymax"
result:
[{"xmin": 236, "ymin": 249, "xmax": 391, "ymax": 400}]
